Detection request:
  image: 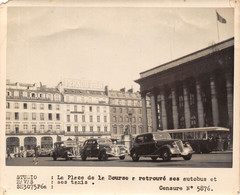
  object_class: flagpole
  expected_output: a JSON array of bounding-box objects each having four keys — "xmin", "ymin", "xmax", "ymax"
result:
[{"xmin": 216, "ymin": 10, "xmax": 220, "ymax": 42}]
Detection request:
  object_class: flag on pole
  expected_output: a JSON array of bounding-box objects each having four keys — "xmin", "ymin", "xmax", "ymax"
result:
[{"xmin": 216, "ymin": 11, "xmax": 227, "ymax": 23}]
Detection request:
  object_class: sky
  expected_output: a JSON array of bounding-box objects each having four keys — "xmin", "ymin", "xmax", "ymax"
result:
[{"xmin": 6, "ymin": 7, "xmax": 234, "ymax": 91}]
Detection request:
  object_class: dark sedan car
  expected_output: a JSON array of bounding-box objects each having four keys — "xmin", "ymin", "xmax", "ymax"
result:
[
  {"xmin": 80, "ymin": 138, "xmax": 128, "ymax": 161},
  {"xmin": 130, "ymin": 132, "xmax": 194, "ymax": 162}
]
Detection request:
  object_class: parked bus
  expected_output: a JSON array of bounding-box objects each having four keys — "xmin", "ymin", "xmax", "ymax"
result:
[{"xmin": 161, "ymin": 127, "xmax": 230, "ymax": 153}]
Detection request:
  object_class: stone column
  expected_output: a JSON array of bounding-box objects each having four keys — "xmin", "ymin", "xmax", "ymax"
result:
[
  {"xmin": 183, "ymin": 83, "xmax": 191, "ymax": 128},
  {"xmin": 225, "ymin": 72, "xmax": 233, "ymax": 129},
  {"xmin": 141, "ymin": 93, "xmax": 148, "ymax": 132},
  {"xmin": 36, "ymin": 136, "xmax": 41, "ymax": 147},
  {"xmin": 19, "ymin": 136, "xmax": 25, "ymax": 150},
  {"xmin": 171, "ymin": 87, "xmax": 179, "ymax": 129},
  {"xmin": 150, "ymin": 92, "xmax": 157, "ymax": 132},
  {"xmin": 196, "ymin": 79, "xmax": 204, "ymax": 127},
  {"xmin": 160, "ymin": 90, "xmax": 167, "ymax": 130},
  {"xmin": 210, "ymin": 75, "xmax": 219, "ymax": 126}
]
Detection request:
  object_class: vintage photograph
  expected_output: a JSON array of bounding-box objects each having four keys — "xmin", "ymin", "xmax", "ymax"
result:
[{"xmin": 4, "ymin": 6, "xmax": 234, "ymax": 169}]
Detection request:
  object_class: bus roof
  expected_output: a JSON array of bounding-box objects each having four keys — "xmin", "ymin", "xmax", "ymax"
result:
[{"xmin": 160, "ymin": 127, "xmax": 230, "ymax": 133}]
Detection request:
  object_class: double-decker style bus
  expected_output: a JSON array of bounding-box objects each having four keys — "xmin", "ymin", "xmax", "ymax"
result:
[{"xmin": 161, "ymin": 127, "xmax": 230, "ymax": 153}]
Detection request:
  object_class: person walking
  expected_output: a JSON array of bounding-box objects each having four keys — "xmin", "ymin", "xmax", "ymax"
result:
[
  {"xmin": 6, "ymin": 148, "xmax": 12, "ymax": 159},
  {"xmin": 33, "ymin": 146, "xmax": 39, "ymax": 165}
]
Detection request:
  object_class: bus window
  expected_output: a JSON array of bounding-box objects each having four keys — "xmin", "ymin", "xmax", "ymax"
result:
[
  {"xmin": 184, "ymin": 132, "xmax": 194, "ymax": 140},
  {"xmin": 173, "ymin": 133, "xmax": 183, "ymax": 139},
  {"xmin": 195, "ymin": 131, "xmax": 207, "ymax": 140}
]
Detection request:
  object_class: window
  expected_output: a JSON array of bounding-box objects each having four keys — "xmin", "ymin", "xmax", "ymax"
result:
[
  {"xmin": 104, "ymin": 116, "xmax": 107, "ymax": 122},
  {"xmin": 89, "ymin": 106, "xmax": 92, "ymax": 112},
  {"xmin": 24, "ymin": 112, "xmax": 28, "ymax": 120},
  {"xmin": 32, "ymin": 113, "xmax": 36, "ymax": 120},
  {"xmin": 104, "ymin": 126, "xmax": 108, "ymax": 132},
  {"xmin": 40, "ymin": 113, "xmax": 44, "ymax": 120},
  {"xmin": 190, "ymin": 93, "xmax": 195, "ymax": 106},
  {"xmin": 74, "ymin": 115, "xmax": 78, "ymax": 122},
  {"xmin": 67, "ymin": 105, "xmax": 70, "ymax": 111},
  {"xmin": 120, "ymin": 126, "xmax": 124, "ymax": 134},
  {"xmin": 119, "ymin": 108, "xmax": 122, "ymax": 113},
  {"xmin": 97, "ymin": 126, "xmax": 101, "ymax": 132},
  {"xmin": 6, "ymin": 102, "xmax": 10, "ymax": 109},
  {"xmin": 56, "ymin": 104, "xmax": 60, "ymax": 110},
  {"xmin": 90, "ymin": 126, "xmax": 94, "ymax": 132},
  {"xmin": 74, "ymin": 126, "xmax": 78, "ymax": 132},
  {"xmin": 48, "ymin": 113, "xmax": 52, "ymax": 120},
  {"xmin": 82, "ymin": 126, "xmax": 86, "ymax": 132},
  {"xmin": 97, "ymin": 107, "xmax": 100, "ymax": 112},
  {"xmin": 15, "ymin": 112, "xmax": 19, "ymax": 120},
  {"xmin": 113, "ymin": 126, "xmax": 117, "ymax": 134},
  {"xmin": 23, "ymin": 103, "xmax": 27, "ymax": 109},
  {"xmin": 48, "ymin": 125, "xmax": 53, "ymax": 131},
  {"xmin": 56, "ymin": 113, "xmax": 60, "ymax": 120},
  {"xmin": 6, "ymin": 112, "xmax": 10, "ymax": 120},
  {"xmin": 126, "ymin": 116, "xmax": 129, "ymax": 122},
  {"xmin": 119, "ymin": 116, "xmax": 123, "ymax": 122},
  {"xmin": 32, "ymin": 125, "xmax": 37, "ymax": 133},
  {"xmin": 67, "ymin": 115, "xmax": 70, "ymax": 122},
  {"xmin": 82, "ymin": 115, "xmax": 85, "ymax": 122},
  {"xmin": 179, "ymin": 96, "xmax": 184, "ymax": 107},
  {"xmin": 132, "ymin": 126, "xmax": 136, "ymax": 134},
  {"xmin": 56, "ymin": 125, "xmax": 60, "ymax": 130},
  {"xmin": 113, "ymin": 116, "xmax": 117, "ymax": 122},
  {"xmin": 32, "ymin": 103, "xmax": 36, "ymax": 109},
  {"xmin": 40, "ymin": 104, "xmax": 44, "ymax": 110},
  {"xmin": 103, "ymin": 107, "xmax": 106, "ymax": 113},
  {"xmin": 6, "ymin": 124, "xmax": 10, "ymax": 130},
  {"xmin": 67, "ymin": 126, "xmax": 71, "ymax": 132},
  {"xmin": 15, "ymin": 103, "xmax": 19, "ymax": 109},
  {"xmin": 48, "ymin": 104, "xmax": 52, "ymax": 110},
  {"xmin": 40, "ymin": 125, "xmax": 45, "ymax": 130},
  {"xmin": 89, "ymin": 115, "xmax": 93, "ymax": 122},
  {"xmin": 15, "ymin": 125, "xmax": 19, "ymax": 133},
  {"xmin": 132, "ymin": 117, "xmax": 136, "ymax": 123},
  {"xmin": 97, "ymin": 116, "xmax": 100, "ymax": 122},
  {"xmin": 113, "ymin": 108, "xmax": 116, "ymax": 113},
  {"xmin": 82, "ymin": 106, "xmax": 85, "ymax": 112},
  {"xmin": 7, "ymin": 91, "xmax": 11, "ymax": 96},
  {"xmin": 74, "ymin": 105, "xmax": 77, "ymax": 112},
  {"xmin": 31, "ymin": 93, "xmax": 35, "ymax": 98},
  {"xmin": 139, "ymin": 117, "xmax": 142, "ymax": 122}
]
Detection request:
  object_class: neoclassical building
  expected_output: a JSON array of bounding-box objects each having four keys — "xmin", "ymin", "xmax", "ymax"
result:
[{"xmin": 135, "ymin": 38, "xmax": 233, "ymax": 137}]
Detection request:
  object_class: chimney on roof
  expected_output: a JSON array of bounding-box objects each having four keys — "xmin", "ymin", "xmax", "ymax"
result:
[
  {"xmin": 128, "ymin": 88, "xmax": 133, "ymax": 93},
  {"xmin": 120, "ymin": 88, "xmax": 125, "ymax": 92},
  {"xmin": 105, "ymin": 85, "xmax": 109, "ymax": 95}
]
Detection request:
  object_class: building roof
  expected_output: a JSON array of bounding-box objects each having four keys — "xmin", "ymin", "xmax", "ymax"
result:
[{"xmin": 135, "ymin": 37, "xmax": 234, "ymax": 83}]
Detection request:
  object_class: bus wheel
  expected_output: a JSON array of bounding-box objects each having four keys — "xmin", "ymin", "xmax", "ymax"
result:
[
  {"xmin": 162, "ymin": 149, "xmax": 171, "ymax": 161},
  {"xmin": 183, "ymin": 154, "xmax": 192, "ymax": 160}
]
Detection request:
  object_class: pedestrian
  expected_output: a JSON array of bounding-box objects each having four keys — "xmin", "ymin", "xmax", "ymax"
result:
[
  {"xmin": 6, "ymin": 148, "xmax": 12, "ymax": 159},
  {"xmin": 33, "ymin": 146, "xmax": 39, "ymax": 165}
]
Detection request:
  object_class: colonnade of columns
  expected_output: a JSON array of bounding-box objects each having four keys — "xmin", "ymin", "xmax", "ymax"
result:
[{"xmin": 141, "ymin": 72, "xmax": 233, "ymax": 132}]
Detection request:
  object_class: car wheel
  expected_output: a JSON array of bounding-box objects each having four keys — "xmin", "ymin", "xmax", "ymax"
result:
[
  {"xmin": 131, "ymin": 151, "xmax": 139, "ymax": 162},
  {"xmin": 81, "ymin": 154, "xmax": 87, "ymax": 161},
  {"xmin": 162, "ymin": 149, "xmax": 171, "ymax": 161},
  {"xmin": 151, "ymin": 157, "xmax": 158, "ymax": 161},
  {"xmin": 119, "ymin": 156, "xmax": 125, "ymax": 160},
  {"xmin": 53, "ymin": 156, "xmax": 57, "ymax": 161},
  {"xmin": 99, "ymin": 152, "xmax": 108, "ymax": 161},
  {"xmin": 183, "ymin": 154, "xmax": 192, "ymax": 160}
]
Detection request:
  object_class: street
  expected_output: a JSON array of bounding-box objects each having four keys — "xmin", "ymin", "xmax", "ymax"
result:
[{"xmin": 6, "ymin": 152, "xmax": 232, "ymax": 168}]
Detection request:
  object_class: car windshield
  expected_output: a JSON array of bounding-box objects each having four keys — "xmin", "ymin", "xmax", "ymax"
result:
[
  {"xmin": 153, "ymin": 132, "xmax": 172, "ymax": 140},
  {"xmin": 97, "ymin": 138, "xmax": 112, "ymax": 145}
]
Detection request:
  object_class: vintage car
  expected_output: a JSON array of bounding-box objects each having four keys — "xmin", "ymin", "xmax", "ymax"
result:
[
  {"xmin": 38, "ymin": 148, "xmax": 52, "ymax": 157},
  {"xmin": 52, "ymin": 141, "xmax": 76, "ymax": 161},
  {"xmin": 130, "ymin": 132, "xmax": 194, "ymax": 162},
  {"xmin": 80, "ymin": 138, "xmax": 128, "ymax": 161}
]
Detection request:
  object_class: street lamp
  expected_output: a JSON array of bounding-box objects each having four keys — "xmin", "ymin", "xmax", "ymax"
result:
[{"xmin": 128, "ymin": 112, "xmax": 133, "ymax": 135}]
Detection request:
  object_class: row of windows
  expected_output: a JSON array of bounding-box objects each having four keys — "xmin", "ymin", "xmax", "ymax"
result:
[
  {"xmin": 66, "ymin": 126, "xmax": 108, "ymax": 132},
  {"xmin": 6, "ymin": 102, "xmax": 60, "ymax": 110},
  {"xmin": 112, "ymin": 107, "xmax": 142, "ymax": 114},
  {"xmin": 66, "ymin": 105, "xmax": 107, "ymax": 113},
  {"xmin": 110, "ymin": 99, "xmax": 141, "ymax": 107},
  {"xmin": 7, "ymin": 91, "xmax": 61, "ymax": 101},
  {"xmin": 112, "ymin": 125, "xmax": 143, "ymax": 135},
  {"xmin": 6, "ymin": 124, "xmax": 61, "ymax": 133},
  {"xmin": 65, "ymin": 95, "xmax": 107, "ymax": 104},
  {"xmin": 6, "ymin": 112, "xmax": 60, "ymax": 121},
  {"xmin": 112, "ymin": 116, "xmax": 142, "ymax": 123},
  {"xmin": 66, "ymin": 115, "xmax": 108, "ymax": 123}
]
